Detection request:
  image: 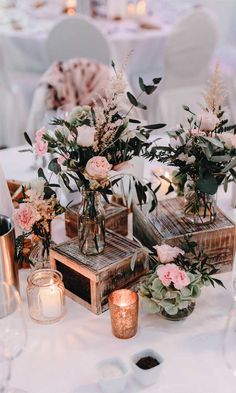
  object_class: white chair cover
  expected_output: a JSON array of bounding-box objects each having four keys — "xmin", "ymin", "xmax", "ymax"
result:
[
  {"xmin": 0, "ymin": 45, "xmax": 27, "ymax": 147},
  {"xmin": 150, "ymin": 8, "xmax": 218, "ymax": 128},
  {"xmin": 45, "ymin": 15, "xmax": 112, "ymax": 66},
  {"xmin": 0, "ymin": 162, "xmax": 13, "ymax": 218}
]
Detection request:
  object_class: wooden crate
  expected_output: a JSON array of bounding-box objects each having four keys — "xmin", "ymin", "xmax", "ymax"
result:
[
  {"xmin": 65, "ymin": 201, "xmax": 128, "ymax": 238},
  {"xmin": 50, "ymin": 231, "xmax": 148, "ymax": 315},
  {"xmin": 133, "ymin": 197, "xmax": 236, "ymax": 273}
]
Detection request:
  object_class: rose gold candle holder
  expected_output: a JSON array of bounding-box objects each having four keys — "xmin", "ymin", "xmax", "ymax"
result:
[{"xmin": 108, "ymin": 289, "xmax": 139, "ymax": 339}]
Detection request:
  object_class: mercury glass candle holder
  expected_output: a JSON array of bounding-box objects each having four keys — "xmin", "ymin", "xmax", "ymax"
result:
[
  {"xmin": 108, "ymin": 289, "xmax": 139, "ymax": 339},
  {"xmin": 27, "ymin": 269, "xmax": 65, "ymax": 324}
]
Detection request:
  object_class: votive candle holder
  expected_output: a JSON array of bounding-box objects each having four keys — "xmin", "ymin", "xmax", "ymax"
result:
[
  {"xmin": 27, "ymin": 269, "xmax": 65, "ymax": 324},
  {"xmin": 108, "ymin": 289, "xmax": 139, "ymax": 339}
]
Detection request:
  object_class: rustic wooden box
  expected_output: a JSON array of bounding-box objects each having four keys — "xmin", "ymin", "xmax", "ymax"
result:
[
  {"xmin": 133, "ymin": 197, "xmax": 236, "ymax": 273},
  {"xmin": 65, "ymin": 201, "xmax": 128, "ymax": 238},
  {"xmin": 50, "ymin": 231, "xmax": 148, "ymax": 315}
]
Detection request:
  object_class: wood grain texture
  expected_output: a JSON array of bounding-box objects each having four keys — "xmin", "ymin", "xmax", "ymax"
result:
[
  {"xmin": 50, "ymin": 230, "xmax": 148, "ymax": 315},
  {"xmin": 65, "ymin": 201, "xmax": 128, "ymax": 238},
  {"xmin": 133, "ymin": 197, "xmax": 236, "ymax": 273}
]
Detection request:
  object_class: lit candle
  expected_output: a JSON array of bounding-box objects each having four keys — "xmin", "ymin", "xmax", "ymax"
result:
[
  {"xmin": 39, "ymin": 279, "xmax": 62, "ymax": 319},
  {"xmin": 65, "ymin": 0, "xmax": 77, "ymax": 15},
  {"xmin": 127, "ymin": 3, "xmax": 136, "ymax": 18},
  {"xmin": 109, "ymin": 289, "xmax": 138, "ymax": 339},
  {"xmin": 136, "ymin": 0, "xmax": 146, "ymax": 17}
]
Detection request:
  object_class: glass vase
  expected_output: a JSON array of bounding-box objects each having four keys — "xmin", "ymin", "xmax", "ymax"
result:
[
  {"xmin": 29, "ymin": 240, "xmax": 50, "ymax": 270},
  {"xmin": 78, "ymin": 190, "xmax": 105, "ymax": 255},
  {"xmin": 184, "ymin": 178, "xmax": 216, "ymax": 225},
  {"xmin": 159, "ymin": 302, "xmax": 195, "ymax": 321}
]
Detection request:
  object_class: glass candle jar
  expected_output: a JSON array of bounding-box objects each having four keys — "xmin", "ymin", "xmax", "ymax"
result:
[
  {"xmin": 108, "ymin": 289, "xmax": 139, "ymax": 339},
  {"xmin": 27, "ymin": 269, "xmax": 65, "ymax": 324}
]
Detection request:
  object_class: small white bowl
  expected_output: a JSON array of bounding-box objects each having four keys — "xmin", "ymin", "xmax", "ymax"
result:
[
  {"xmin": 97, "ymin": 357, "xmax": 129, "ymax": 393},
  {"xmin": 131, "ymin": 348, "xmax": 164, "ymax": 386}
]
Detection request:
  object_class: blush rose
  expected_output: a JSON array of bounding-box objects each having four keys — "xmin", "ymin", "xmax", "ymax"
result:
[
  {"xmin": 154, "ymin": 244, "xmax": 185, "ymax": 263},
  {"xmin": 14, "ymin": 204, "xmax": 40, "ymax": 231},
  {"xmin": 85, "ymin": 156, "xmax": 111, "ymax": 180},
  {"xmin": 76, "ymin": 125, "xmax": 96, "ymax": 147}
]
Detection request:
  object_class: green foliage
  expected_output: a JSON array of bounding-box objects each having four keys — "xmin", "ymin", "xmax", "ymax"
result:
[{"xmin": 138, "ymin": 236, "xmax": 225, "ymax": 317}]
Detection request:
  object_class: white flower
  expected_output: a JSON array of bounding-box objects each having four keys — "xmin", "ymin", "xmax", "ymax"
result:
[
  {"xmin": 178, "ymin": 153, "xmax": 195, "ymax": 165},
  {"xmin": 76, "ymin": 125, "xmax": 96, "ymax": 147},
  {"xmin": 197, "ymin": 111, "xmax": 219, "ymax": 132},
  {"xmin": 26, "ymin": 178, "xmax": 45, "ymax": 200},
  {"xmin": 69, "ymin": 105, "xmax": 91, "ymax": 122},
  {"xmin": 220, "ymin": 132, "xmax": 236, "ymax": 149},
  {"xmin": 186, "ymin": 155, "xmax": 196, "ymax": 164},
  {"xmin": 153, "ymin": 244, "xmax": 185, "ymax": 264}
]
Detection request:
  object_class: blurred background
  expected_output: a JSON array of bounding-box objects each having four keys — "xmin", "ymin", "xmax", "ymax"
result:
[{"xmin": 0, "ymin": 0, "xmax": 236, "ymax": 148}]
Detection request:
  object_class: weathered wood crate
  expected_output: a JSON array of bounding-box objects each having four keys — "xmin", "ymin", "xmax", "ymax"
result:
[
  {"xmin": 65, "ymin": 201, "xmax": 128, "ymax": 238},
  {"xmin": 50, "ymin": 231, "xmax": 148, "ymax": 315},
  {"xmin": 133, "ymin": 197, "xmax": 236, "ymax": 273}
]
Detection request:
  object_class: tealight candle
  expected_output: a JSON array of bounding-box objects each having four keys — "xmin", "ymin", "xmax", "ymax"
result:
[
  {"xmin": 108, "ymin": 289, "xmax": 138, "ymax": 339},
  {"xmin": 39, "ymin": 279, "xmax": 62, "ymax": 319},
  {"xmin": 27, "ymin": 269, "xmax": 65, "ymax": 324},
  {"xmin": 64, "ymin": 0, "xmax": 77, "ymax": 15},
  {"xmin": 136, "ymin": 0, "xmax": 147, "ymax": 16}
]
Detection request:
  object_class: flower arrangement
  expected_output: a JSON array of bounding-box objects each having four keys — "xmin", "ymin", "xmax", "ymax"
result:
[
  {"xmin": 14, "ymin": 178, "xmax": 64, "ymax": 265},
  {"xmin": 138, "ymin": 237, "xmax": 224, "ymax": 320},
  {"xmin": 24, "ymin": 64, "xmax": 164, "ymax": 209},
  {"xmin": 147, "ymin": 64, "xmax": 236, "ymax": 224},
  {"xmin": 24, "ymin": 63, "xmax": 165, "ymax": 254}
]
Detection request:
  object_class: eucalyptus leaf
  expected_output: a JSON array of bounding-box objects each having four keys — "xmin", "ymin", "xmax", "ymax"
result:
[{"xmin": 142, "ymin": 297, "xmax": 160, "ymax": 314}]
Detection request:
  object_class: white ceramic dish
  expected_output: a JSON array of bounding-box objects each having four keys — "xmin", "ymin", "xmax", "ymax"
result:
[
  {"xmin": 131, "ymin": 348, "xmax": 164, "ymax": 386},
  {"xmin": 97, "ymin": 357, "xmax": 129, "ymax": 393}
]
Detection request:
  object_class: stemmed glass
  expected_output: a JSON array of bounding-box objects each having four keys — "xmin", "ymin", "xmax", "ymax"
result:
[{"xmin": 0, "ymin": 282, "xmax": 27, "ymax": 393}]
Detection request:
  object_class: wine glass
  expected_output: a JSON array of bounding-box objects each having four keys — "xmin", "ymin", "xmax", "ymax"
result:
[
  {"xmin": 0, "ymin": 282, "xmax": 27, "ymax": 393},
  {"xmin": 0, "ymin": 355, "xmax": 10, "ymax": 393}
]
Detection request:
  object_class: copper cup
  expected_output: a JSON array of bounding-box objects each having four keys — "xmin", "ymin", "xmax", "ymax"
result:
[
  {"xmin": 108, "ymin": 289, "xmax": 139, "ymax": 339},
  {"xmin": 0, "ymin": 215, "xmax": 19, "ymax": 290}
]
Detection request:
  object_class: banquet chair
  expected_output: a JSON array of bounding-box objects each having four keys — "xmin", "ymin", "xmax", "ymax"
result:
[
  {"xmin": 150, "ymin": 8, "xmax": 218, "ymax": 129},
  {"xmin": 0, "ymin": 53, "xmax": 27, "ymax": 147},
  {"xmin": 45, "ymin": 15, "xmax": 112, "ymax": 66}
]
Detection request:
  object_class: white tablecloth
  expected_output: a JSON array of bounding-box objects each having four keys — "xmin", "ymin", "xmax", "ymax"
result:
[
  {"xmin": 0, "ymin": 13, "xmax": 169, "ymax": 80},
  {"xmin": 0, "ymin": 145, "xmax": 236, "ymax": 392},
  {"xmin": 10, "ymin": 270, "xmax": 236, "ymax": 393}
]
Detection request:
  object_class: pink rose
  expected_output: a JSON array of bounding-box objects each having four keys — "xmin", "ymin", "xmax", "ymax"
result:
[
  {"xmin": 173, "ymin": 269, "xmax": 190, "ymax": 290},
  {"xmin": 14, "ymin": 204, "xmax": 40, "ymax": 232},
  {"xmin": 157, "ymin": 263, "xmax": 179, "ymax": 287},
  {"xmin": 57, "ymin": 153, "xmax": 69, "ymax": 165},
  {"xmin": 154, "ymin": 244, "xmax": 185, "ymax": 263},
  {"xmin": 35, "ymin": 139, "xmax": 48, "ymax": 156},
  {"xmin": 197, "ymin": 111, "xmax": 219, "ymax": 132},
  {"xmin": 76, "ymin": 125, "xmax": 96, "ymax": 147},
  {"xmin": 35, "ymin": 127, "xmax": 47, "ymax": 142},
  {"xmin": 113, "ymin": 161, "xmax": 133, "ymax": 172},
  {"xmin": 85, "ymin": 156, "xmax": 111, "ymax": 180}
]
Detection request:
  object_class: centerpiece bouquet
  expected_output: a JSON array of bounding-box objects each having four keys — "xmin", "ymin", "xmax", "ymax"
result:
[
  {"xmin": 138, "ymin": 237, "xmax": 224, "ymax": 321},
  {"xmin": 147, "ymin": 64, "xmax": 236, "ymax": 224},
  {"xmin": 24, "ymin": 63, "xmax": 165, "ymax": 255},
  {"xmin": 14, "ymin": 178, "xmax": 64, "ymax": 267}
]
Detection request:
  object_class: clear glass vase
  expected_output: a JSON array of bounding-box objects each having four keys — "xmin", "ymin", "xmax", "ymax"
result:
[
  {"xmin": 184, "ymin": 178, "xmax": 216, "ymax": 225},
  {"xmin": 159, "ymin": 302, "xmax": 195, "ymax": 321},
  {"xmin": 78, "ymin": 190, "xmax": 105, "ymax": 255},
  {"xmin": 29, "ymin": 240, "xmax": 50, "ymax": 270}
]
